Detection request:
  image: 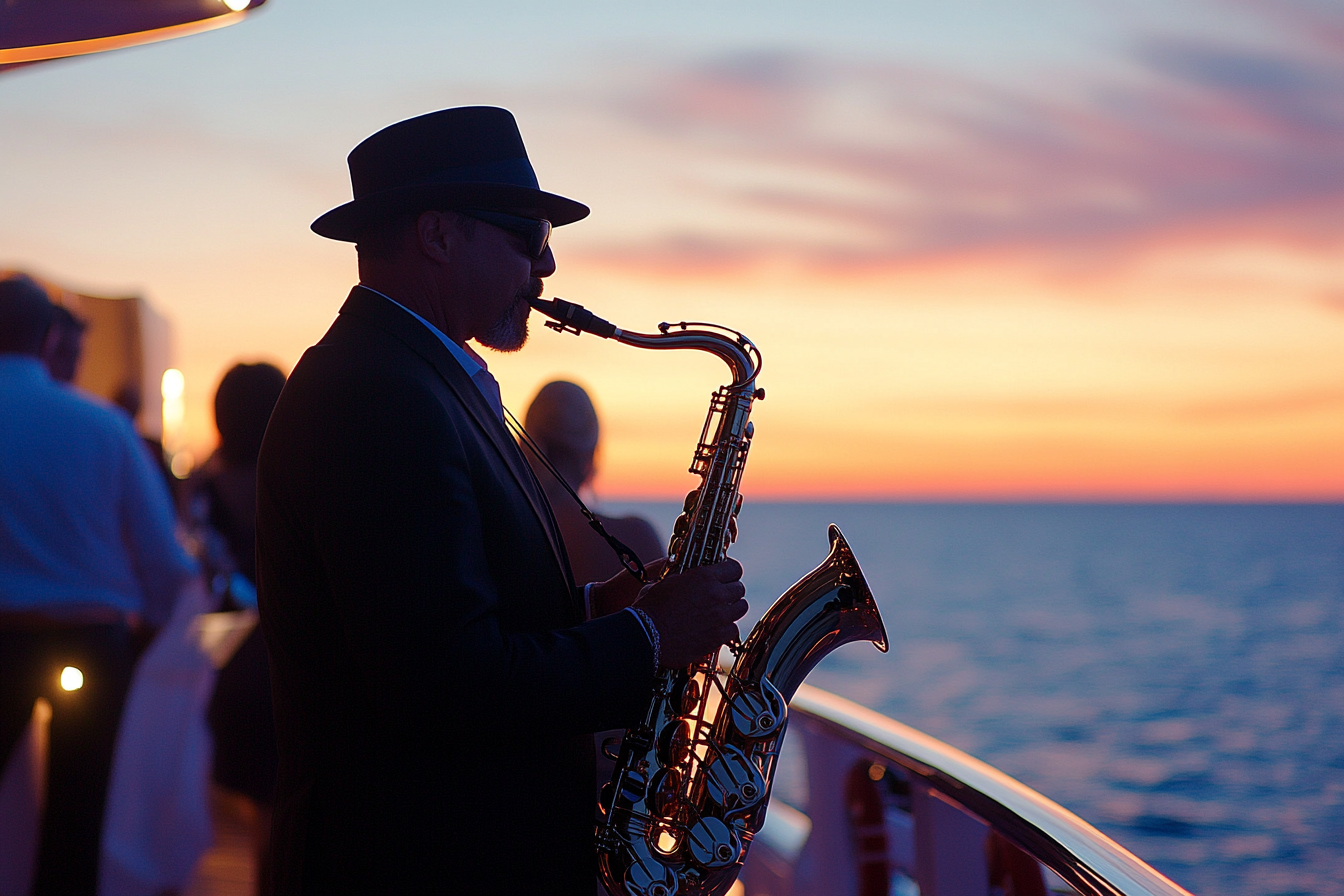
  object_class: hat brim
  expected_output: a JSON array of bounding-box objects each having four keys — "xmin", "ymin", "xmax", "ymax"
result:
[{"xmin": 311, "ymin": 182, "xmax": 590, "ymax": 242}]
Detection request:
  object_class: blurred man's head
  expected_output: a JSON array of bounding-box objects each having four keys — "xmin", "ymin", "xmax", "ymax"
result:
[
  {"xmin": 0, "ymin": 273, "xmax": 55, "ymax": 356},
  {"xmin": 215, "ymin": 362, "xmax": 287, "ymax": 467},
  {"xmin": 524, "ymin": 380, "xmax": 601, "ymax": 490},
  {"xmin": 41, "ymin": 305, "xmax": 88, "ymax": 383}
]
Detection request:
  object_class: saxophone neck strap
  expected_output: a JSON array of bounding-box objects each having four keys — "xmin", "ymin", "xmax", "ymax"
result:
[{"xmin": 503, "ymin": 405, "xmax": 649, "ymax": 584}]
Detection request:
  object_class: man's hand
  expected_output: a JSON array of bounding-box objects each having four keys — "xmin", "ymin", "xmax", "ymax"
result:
[
  {"xmin": 589, "ymin": 558, "xmax": 668, "ymax": 618},
  {"xmin": 633, "ymin": 559, "xmax": 747, "ymax": 669}
]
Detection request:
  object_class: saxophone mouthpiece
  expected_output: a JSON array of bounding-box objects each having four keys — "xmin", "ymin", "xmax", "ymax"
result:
[{"xmin": 529, "ymin": 297, "xmax": 619, "ymax": 339}]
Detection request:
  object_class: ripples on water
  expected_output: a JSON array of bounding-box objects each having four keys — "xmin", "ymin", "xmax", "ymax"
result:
[{"xmin": 607, "ymin": 502, "xmax": 1344, "ymax": 896}]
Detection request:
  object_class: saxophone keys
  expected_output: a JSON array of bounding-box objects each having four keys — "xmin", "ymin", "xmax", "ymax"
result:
[
  {"xmin": 619, "ymin": 769, "xmax": 649, "ymax": 804},
  {"xmin": 648, "ymin": 767, "xmax": 684, "ymax": 817},
  {"xmin": 728, "ymin": 676, "xmax": 787, "ymax": 739},
  {"xmin": 669, "ymin": 676, "xmax": 701, "ymax": 716},
  {"xmin": 624, "ymin": 851, "xmax": 679, "ymax": 896},
  {"xmin": 685, "ymin": 816, "xmax": 741, "ymax": 869},
  {"xmin": 704, "ymin": 744, "xmax": 768, "ymax": 812},
  {"xmin": 656, "ymin": 719, "xmax": 693, "ymax": 768}
]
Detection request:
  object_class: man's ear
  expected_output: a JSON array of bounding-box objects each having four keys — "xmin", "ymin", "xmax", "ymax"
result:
[
  {"xmin": 415, "ymin": 210, "xmax": 455, "ymax": 264},
  {"xmin": 416, "ymin": 210, "xmax": 476, "ymax": 264}
]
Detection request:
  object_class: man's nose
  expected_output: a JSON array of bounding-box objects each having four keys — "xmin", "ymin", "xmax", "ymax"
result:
[{"xmin": 533, "ymin": 245, "xmax": 556, "ymax": 278}]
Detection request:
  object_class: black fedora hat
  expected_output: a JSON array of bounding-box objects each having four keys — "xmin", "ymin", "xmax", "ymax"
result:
[{"xmin": 311, "ymin": 106, "xmax": 589, "ymax": 242}]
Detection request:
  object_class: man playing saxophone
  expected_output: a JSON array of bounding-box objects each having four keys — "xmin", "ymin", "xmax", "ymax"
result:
[{"xmin": 255, "ymin": 107, "xmax": 747, "ymax": 896}]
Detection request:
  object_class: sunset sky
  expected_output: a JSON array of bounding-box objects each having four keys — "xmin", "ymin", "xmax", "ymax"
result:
[{"xmin": 2, "ymin": 0, "xmax": 1341, "ymax": 499}]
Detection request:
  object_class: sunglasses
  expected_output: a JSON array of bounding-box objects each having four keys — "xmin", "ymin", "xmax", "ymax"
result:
[{"xmin": 459, "ymin": 209, "xmax": 552, "ymax": 259}]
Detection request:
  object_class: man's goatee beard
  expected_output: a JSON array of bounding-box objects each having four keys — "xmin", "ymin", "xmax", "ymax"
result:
[
  {"xmin": 478, "ymin": 287, "xmax": 536, "ymax": 352},
  {"xmin": 480, "ymin": 309, "xmax": 527, "ymax": 352}
]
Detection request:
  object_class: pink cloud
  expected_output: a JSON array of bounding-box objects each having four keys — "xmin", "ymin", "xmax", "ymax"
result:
[{"xmin": 579, "ymin": 10, "xmax": 1344, "ymax": 267}]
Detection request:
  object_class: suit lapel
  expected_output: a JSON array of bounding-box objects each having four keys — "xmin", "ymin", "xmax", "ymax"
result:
[{"xmin": 336, "ymin": 287, "xmax": 577, "ymax": 601}]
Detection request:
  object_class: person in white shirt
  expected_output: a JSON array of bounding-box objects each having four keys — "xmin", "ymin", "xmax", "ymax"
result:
[{"xmin": 0, "ymin": 272, "xmax": 195, "ymax": 896}]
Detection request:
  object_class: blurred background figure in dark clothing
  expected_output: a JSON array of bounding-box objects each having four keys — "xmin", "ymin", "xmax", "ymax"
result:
[
  {"xmin": 521, "ymin": 379, "xmax": 664, "ymax": 822},
  {"xmin": 0, "ymin": 272, "xmax": 194, "ymax": 896},
  {"xmin": 186, "ymin": 361, "xmax": 286, "ymax": 894},
  {"xmin": 194, "ymin": 362, "xmax": 287, "ymax": 581},
  {"xmin": 39, "ymin": 303, "xmax": 87, "ymax": 384},
  {"xmin": 522, "ymin": 380, "xmax": 663, "ymax": 584}
]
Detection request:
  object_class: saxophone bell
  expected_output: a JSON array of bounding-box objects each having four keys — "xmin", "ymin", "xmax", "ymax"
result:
[{"xmin": 733, "ymin": 524, "xmax": 889, "ymax": 703}]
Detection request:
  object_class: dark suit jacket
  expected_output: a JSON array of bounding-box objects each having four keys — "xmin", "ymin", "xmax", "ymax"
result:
[{"xmin": 256, "ymin": 287, "xmax": 654, "ymax": 895}]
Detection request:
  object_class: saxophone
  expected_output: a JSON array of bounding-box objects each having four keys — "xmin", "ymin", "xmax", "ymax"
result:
[{"xmin": 530, "ymin": 298, "xmax": 889, "ymax": 896}]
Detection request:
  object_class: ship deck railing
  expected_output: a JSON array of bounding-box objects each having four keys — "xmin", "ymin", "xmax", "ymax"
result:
[{"xmin": 739, "ymin": 684, "xmax": 1194, "ymax": 896}]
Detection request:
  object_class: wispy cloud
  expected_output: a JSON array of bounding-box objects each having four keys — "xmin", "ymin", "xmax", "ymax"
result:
[{"xmin": 574, "ymin": 7, "xmax": 1344, "ymax": 267}]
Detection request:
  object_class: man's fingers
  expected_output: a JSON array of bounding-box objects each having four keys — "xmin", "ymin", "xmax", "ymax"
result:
[
  {"xmin": 710, "ymin": 557, "xmax": 743, "ymax": 583},
  {"xmin": 721, "ymin": 581, "xmax": 746, "ymax": 601},
  {"xmin": 692, "ymin": 578, "xmax": 745, "ymax": 619},
  {"xmin": 638, "ymin": 558, "xmax": 749, "ymax": 665},
  {"xmin": 663, "ymin": 559, "xmax": 741, "ymax": 589}
]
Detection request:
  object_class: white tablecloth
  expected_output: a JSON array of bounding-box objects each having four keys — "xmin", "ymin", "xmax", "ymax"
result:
[{"xmin": 99, "ymin": 578, "xmax": 217, "ymax": 896}]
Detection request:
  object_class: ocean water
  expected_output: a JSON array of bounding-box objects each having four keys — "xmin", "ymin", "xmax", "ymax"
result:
[{"xmin": 604, "ymin": 501, "xmax": 1344, "ymax": 896}]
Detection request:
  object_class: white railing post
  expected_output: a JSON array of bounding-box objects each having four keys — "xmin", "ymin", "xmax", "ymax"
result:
[
  {"xmin": 911, "ymin": 781, "xmax": 990, "ymax": 896},
  {"xmin": 789, "ymin": 714, "xmax": 864, "ymax": 895}
]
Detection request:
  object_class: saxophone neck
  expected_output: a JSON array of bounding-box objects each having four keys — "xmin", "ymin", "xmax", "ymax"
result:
[{"xmin": 529, "ymin": 297, "xmax": 761, "ymax": 387}]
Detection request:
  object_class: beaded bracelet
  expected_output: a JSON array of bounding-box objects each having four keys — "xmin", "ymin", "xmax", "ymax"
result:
[{"xmin": 630, "ymin": 607, "xmax": 662, "ymax": 673}]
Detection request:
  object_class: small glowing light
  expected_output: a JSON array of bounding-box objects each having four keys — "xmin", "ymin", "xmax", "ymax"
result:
[
  {"xmin": 222, "ymin": 0, "xmax": 250, "ymax": 10},
  {"xmin": 868, "ymin": 762, "xmax": 886, "ymax": 782},
  {"xmin": 162, "ymin": 399, "xmax": 184, "ymax": 428},
  {"xmin": 161, "ymin": 368, "xmax": 184, "ymax": 401},
  {"xmin": 60, "ymin": 666, "xmax": 84, "ymax": 691},
  {"xmin": 170, "ymin": 450, "xmax": 195, "ymax": 479}
]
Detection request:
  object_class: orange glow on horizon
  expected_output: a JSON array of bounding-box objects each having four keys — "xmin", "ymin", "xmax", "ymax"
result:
[
  {"xmin": 490, "ymin": 230, "xmax": 1344, "ymax": 502},
  {"xmin": 142, "ymin": 224, "xmax": 1344, "ymax": 502}
]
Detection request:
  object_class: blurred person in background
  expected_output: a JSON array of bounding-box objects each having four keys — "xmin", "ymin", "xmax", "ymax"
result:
[
  {"xmin": 38, "ymin": 303, "xmax": 88, "ymax": 384},
  {"xmin": 186, "ymin": 360, "xmax": 287, "ymax": 893},
  {"xmin": 521, "ymin": 379, "xmax": 665, "ymax": 827},
  {"xmin": 521, "ymin": 379, "xmax": 663, "ymax": 585},
  {"xmin": 0, "ymin": 272, "xmax": 195, "ymax": 895},
  {"xmin": 39, "ymin": 303, "xmax": 87, "ymax": 384}
]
